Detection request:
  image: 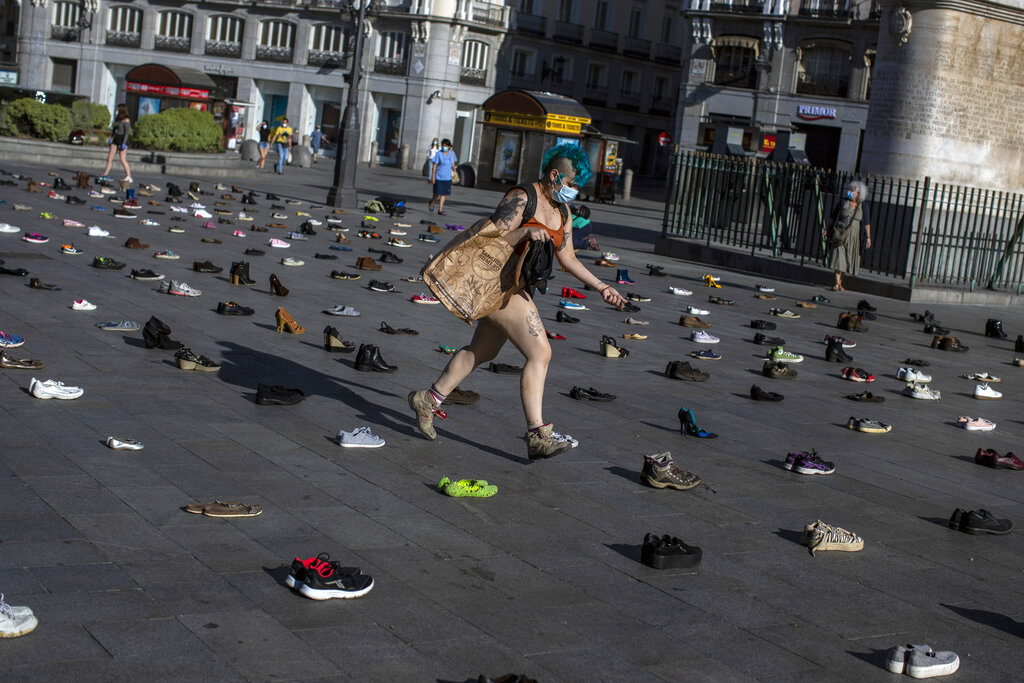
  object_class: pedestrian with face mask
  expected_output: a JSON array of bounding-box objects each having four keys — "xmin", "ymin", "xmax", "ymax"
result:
[
  {"xmin": 409, "ymin": 143, "xmax": 627, "ymax": 459},
  {"xmin": 428, "ymin": 138, "xmax": 457, "ymax": 215}
]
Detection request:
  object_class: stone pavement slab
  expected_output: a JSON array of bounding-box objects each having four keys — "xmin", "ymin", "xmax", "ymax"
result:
[{"xmin": 1, "ymin": 159, "xmax": 1023, "ymax": 681}]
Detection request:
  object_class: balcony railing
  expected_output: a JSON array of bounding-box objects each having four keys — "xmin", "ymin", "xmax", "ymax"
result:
[
  {"xmin": 256, "ymin": 45, "xmax": 295, "ymax": 62},
  {"xmin": 708, "ymin": 0, "xmax": 764, "ymax": 14},
  {"xmin": 516, "ymin": 13, "xmax": 546, "ymax": 37},
  {"xmin": 798, "ymin": 0, "xmax": 852, "ymax": 18},
  {"xmin": 374, "ymin": 57, "xmax": 407, "ymax": 75},
  {"xmin": 154, "ymin": 35, "xmax": 191, "ymax": 52},
  {"xmin": 308, "ymin": 49, "xmax": 348, "ymax": 67},
  {"xmin": 50, "ymin": 25, "xmax": 80, "ymax": 41},
  {"xmin": 650, "ymin": 96, "xmax": 675, "ymax": 115},
  {"xmin": 460, "ymin": 67, "xmax": 487, "ymax": 86},
  {"xmin": 541, "ymin": 81, "xmax": 574, "ymax": 97},
  {"xmin": 471, "ymin": 4, "xmax": 507, "ymax": 27},
  {"xmin": 617, "ymin": 90, "xmax": 641, "ymax": 109},
  {"xmin": 106, "ymin": 31, "xmax": 141, "ymax": 48},
  {"xmin": 623, "ymin": 36, "xmax": 651, "ymax": 59},
  {"xmin": 553, "ymin": 23, "xmax": 583, "ymax": 45},
  {"xmin": 205, "ymin": 40, "xmax": 242, "ymax": 58},
  {"xmin": 509, "ymin": 72, "xmax": 536, "ymax": 89},
  {"xmin": 589, "ymin": 29, "xmax": 618, "ymax": 52},
  {"xmin": 655, "ymin": 42, "xmax": 681, "ymax": 65}
]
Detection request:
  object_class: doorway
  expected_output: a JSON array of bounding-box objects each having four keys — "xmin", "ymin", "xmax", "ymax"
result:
[
  {"xmin": 266, "ymin": 95, "xmax": 288, "ymax": 126},
  {"xmin": 793, "ymin": 123, "xmax": 841, "ymax": 170},
  {"xmin": 376, "ymin": 107, "xmax": 401, "ymax": 165}
]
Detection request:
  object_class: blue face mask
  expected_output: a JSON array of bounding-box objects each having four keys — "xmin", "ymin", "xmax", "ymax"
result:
[
  {"xmin": 845, "ymin": 190, "xmax": 856, "ymax": 201},
  {"xmin": 553, "ymin": 173, "xmax": 579, "ymax": 204}
]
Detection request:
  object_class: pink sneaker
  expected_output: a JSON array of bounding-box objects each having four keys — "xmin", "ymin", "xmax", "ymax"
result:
[
  {"xmin": 203, "ymin": 221, "xmax": 216, "ymax": 229},
  {"xmin": 411, "ymin": 293, "xmax": 439, "ymax": 305},
  {"xmin": 268, "ymin": 238, "xmax": 290, "ymax": 248},
  {"xmin": 233, "ymin": 230, "xmax": 246, "ymax": 238}
]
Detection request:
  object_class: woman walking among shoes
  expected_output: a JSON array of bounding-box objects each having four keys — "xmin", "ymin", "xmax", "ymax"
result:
[
  {"xmin": 428, "ymin": 138, "xmax": 457, "ymax": 215},
  {"xmin": 829, "ymin": 180, "xmax": 870, "ymax": 291},
  {"xmin": 100, "ymin": 107, "xmax": 132, "ymax": 183},
  {"xmin": 409, "ymin": 144, "xmax": 626, "ymax": 459}
]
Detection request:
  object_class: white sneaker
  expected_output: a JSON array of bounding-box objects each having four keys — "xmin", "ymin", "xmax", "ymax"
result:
[
  {"xmin": 281, "ymin": 257, "xmax": 304, "ymax": 266},
  {"xmin": 687, "ymin": 305, "xmax": 710, "ymax": 316},
  {"xmin": 323, "ymin": 305, "xmax": 360, "ymax": 316},
  {"xmin": 168, "ymin": 280, "xmax": 201, "ymax": 297},
  {"xmin": 189, "ymin": 202, "xmax": 206, "ymax": 210},
  {"xmin": 905, "ymin": 648, "xmax": 960, "ymax": 679},
  {"xmin": 756, "ymin": 284, "xmax": 775, "ymax": 293},
  {"xmin": 0, "ymin": 594, "xmax": 38, "ymax": 638},
  {"xmin": 170, "ymin": 205, "xmax": 188, "ymax": 213},
  {"xmin": 897, "ymin": 367, "xmax": 932, "ymax": 383},
  {"xmin": 690, "ymin": 330, "xmax": 719, "ymax": 344},
  {"xmin": 193, "ymin": 209, "xmax": 212, "ymax": 219},
  {"xmin": 0, "ymin": 223, "xmax": 19, "ymax": 233},
  {"xmin": 973, "ymin": 383, "xmax": 1002, "ymax": 400},
  {"xmin": 552, "ymin": 430, "xmax": 579, "ymax": 448},
  {"xmin": 903, "ymin": 382, "xmax": 940, "ymax": 400},
  {"xmin": 336, "ymin": 426, "xmax": 386, "ymax": 448},
  {"xmin": 30, "ymin": 377, "xmax": 84, "ymax": 400},
  {"xmin": 87, "ymin": 226, "xmax": 112, "ymax": 237},
  {"xmin": 669, "ymin": 286, "xmax": 692, "ymax": 296},
  {"xmin": 140, "ymin": 218, "xmax": 159, "ymax": 226},
  {"xmin": 71, "ymin": 299, "xmax": 97, "ymax": 311},
  {"xmin": 106, "ymin": 436, "xmax": 144, "ymax": 450},
  {"xmin": 602, "ymin": 251, "xmax": 620, "ymax": 262}
]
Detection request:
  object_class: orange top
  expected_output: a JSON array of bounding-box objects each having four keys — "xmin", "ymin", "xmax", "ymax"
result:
[{"xmin": 521, "ymin": 216, "xmax": 563, "ymax": 250}]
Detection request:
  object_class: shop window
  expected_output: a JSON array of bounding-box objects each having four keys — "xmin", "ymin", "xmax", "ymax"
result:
[
  {"xmin": 107, "ymin": 6, "xmax": 141, "ymax": 48},
  {"xmin": 797, "ymin": 43, "xmax": 851, "ymax": 98},
  {"xmin": 375, "ymin": 32, "xmax": 408, "ymax": 75},
  {"xmin": 51, "ymin": 1, "xmax": 80, "ymax": 40},
  {"xmin": 309, "ymin": 24, "xmax": 349, "ymax": 66},
  {"xmin": 156, "ymin": 11, "xmax": 192, "ymax": 52},
  {"xmin": 257, "ymin": 20, "xmax": 296, "ymax": 62},
  {"xmin": 51, "ymin": 57, "xmax": 76, "ymax": 93},
  {"xmin": 713, "ymin": 45, "xmax": 756, "ymax": 89},
  {"xmin": 206, "ymin": 15, "xmax": 243, "ymax": 57}
]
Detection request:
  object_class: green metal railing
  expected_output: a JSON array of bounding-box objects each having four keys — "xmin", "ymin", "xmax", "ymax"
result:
[{"xmin": 662, "ymin": 150, "xmax": 1024, "ymax": 291}]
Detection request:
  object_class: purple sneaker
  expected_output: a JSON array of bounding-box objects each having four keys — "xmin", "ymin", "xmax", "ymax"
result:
[{"xmin": 785, "ymin": 450, "xmax": 836, "ymax": 475}]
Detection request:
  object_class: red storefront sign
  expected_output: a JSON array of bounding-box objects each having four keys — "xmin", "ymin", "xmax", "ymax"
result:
[{"xmin": 126, "ymin": 82, "xmax": 209, "ymax": 100}]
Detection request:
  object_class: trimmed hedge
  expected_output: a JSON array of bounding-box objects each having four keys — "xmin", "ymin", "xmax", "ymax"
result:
[
  {"xmin": 0, "ymin": 98, "xmax": 72, "ymax": 141},
  {"xmin": 71, "ymin": 101, "xmax": 110, "ymax": 130},
  {"xmin": 131, "ymin": 108, "xmax": 223, "ymax": 152}
]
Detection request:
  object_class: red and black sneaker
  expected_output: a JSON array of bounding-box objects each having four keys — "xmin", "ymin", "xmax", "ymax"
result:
[
  {"xmin": 285, "ymin": 553, "xmax": 328, "ymax": 591},
  {"xmin": 561, "ymin": 286, "xmax": 586, "ymax": 299},
  {"xmin": 841, "ymin": 367, "xmax": 875, "ymax": 383},
  {"xmin": 298, "ymin": 556, "xmax": 374, "ymax": 600}
]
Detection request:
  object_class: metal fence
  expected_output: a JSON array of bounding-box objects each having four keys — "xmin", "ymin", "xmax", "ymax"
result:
[{"xmin": 662, "ymin": 150, "xmax": 1024, "ymax": 291}]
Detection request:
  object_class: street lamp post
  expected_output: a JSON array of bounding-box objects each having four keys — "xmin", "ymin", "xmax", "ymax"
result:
[{"xmin": 327, "ymin": 1, "xmax": 376, "ymax": 207}]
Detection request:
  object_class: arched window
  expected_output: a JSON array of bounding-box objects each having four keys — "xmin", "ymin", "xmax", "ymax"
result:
[
  {"xmin": 107, "ymin": 5, "xmax": 142, "ymax": 47},
  {"xmin": 309, "ymin": 24, "xmax": 349, "ymax": 66},
  {"xmin": 796, "ymin": 41, "xmax": 852, "ymax": 97},
  {"xmin": 712, "ymin": 36, "xmax": 758, "ymax": 89},
  {"xmin": 375, "ymin": 32, "xmax": 409, "ymax": 75},
  {"xmin": 156, "ymin": 11, "xmax": 193, "ymax": 52},
  {"xmin": 206, "ymin": 15, "xmax": 244, "ymax": 57},
  {"xmin": 258, "ymin": 20, "xmax": 296, "ymax": 62}
]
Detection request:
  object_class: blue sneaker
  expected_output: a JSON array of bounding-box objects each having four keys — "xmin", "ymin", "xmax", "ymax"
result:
[
  {"xmin": 287, "ymin": 232, "xmax": 307, "ymax": 240},
  {"xmin": 689, "ymin": 349, "xmax": 722, "ymax": 360},
  {"xmin": 329, "ymin": 244, "xmax": 353, "ymax": 251},
  {"xmin": 0, "ymin": 329, "xmax": 25, "ymax": 348},
  {"xmin": 419, "ymin": 233, "xmax": 440, "ymax": 243},
  {"xmin": 559, "ymin": 299, "xmax": 587, "ymax": 310},
  {"xmin": 91, "ymin": 205, "xmax": 109, "ymax": 211}
]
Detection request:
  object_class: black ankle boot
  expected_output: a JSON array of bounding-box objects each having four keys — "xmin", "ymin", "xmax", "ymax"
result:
[
  {"xmin": 1016, "ymin": 335, "xmax": 1024, "ymax": 353},
  {"xmin": 355, "ymin": 345, "xmax": 397, "ymax": 372},
  {"xmin": 985, "ymin": 319, "xmax": 1008, "ymax": 338},
  {"xmin": 230, "ymin": 261, "xmax": 255, "ymax": 286},
  {"xmin": 825, "ymin": 341, "xmax": 852, "ymax": 363}
]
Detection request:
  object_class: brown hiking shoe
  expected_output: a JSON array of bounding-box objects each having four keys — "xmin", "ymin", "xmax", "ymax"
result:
[
  {"xmin": 124, "ymin": 237, "xmax": 149, "ymax": 249},
  {"xmin": 526, "ymin": 423, "xmax": 571, "ymax": 459},
  {"xmin": 666, "ymin": 361, "xmax": 708, "ymax": 381},
  {"xmin": 642, "ymin": 452, "xmax": 702, "ymax": 490},
  {"xmin": 762, "ymin": 360, "xmax": 797, "ymax": 380},
  {"xmin": 408, "ymin": 390, "xmax": 443, "ymax": 440},
  {"xmin": 357, "ymin": 256, "xmax": 382, "ymax": 271},
  {"xmin": 679, "ymin": 315, "xmax": 711, "ymax": 329}
]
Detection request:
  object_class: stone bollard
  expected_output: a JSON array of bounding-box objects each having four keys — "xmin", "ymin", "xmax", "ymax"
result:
[
  {"xmin": 622, "ymin": 169, "xmax": 633, "ymax": 201},
  {"xmin": 398, "ymin": 143, "xmax": 410, "ymax": 170},
  {"xmin": 239, "ymin": 139, "xmax": 259, "ymax": 162},
  {"xmin": 290, "ymin": 145, "xmax": 312, "ymax": 168},
  {"xmin": 369, "ymin": 141, "xmax": 378, "ymax": 168}
]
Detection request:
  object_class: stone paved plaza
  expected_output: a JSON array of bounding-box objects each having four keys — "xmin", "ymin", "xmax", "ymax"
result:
[{"xmin": 0, "ymin": 157, "xmax": 1022, "ymax": 681}]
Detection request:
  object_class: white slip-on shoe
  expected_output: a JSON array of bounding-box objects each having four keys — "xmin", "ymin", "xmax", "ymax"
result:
[
  {"xmin": 973, "ymin": 383, "xmax": 1002, "ymax": 399},
  {"xmin": 905, "ymin": 648, "xmax": 959, "ymax": 679},
  {"xmin": 106, "ymin": 436, "xmax": 144, "ymax": 450}
]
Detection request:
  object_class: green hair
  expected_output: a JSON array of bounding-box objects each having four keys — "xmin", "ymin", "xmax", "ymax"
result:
[{"xmin": 542, "ymin": 143, "xmax": 591, "ymax": 187}]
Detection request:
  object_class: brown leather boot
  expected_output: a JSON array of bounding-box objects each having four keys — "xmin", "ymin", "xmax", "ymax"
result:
[
  {"xmin": 356, "ymin": 256, "xmax": 382, "ymax": 271},
  {"xmin": 526, "ymin": 423, "xmax": 572, "ymax": 460}
]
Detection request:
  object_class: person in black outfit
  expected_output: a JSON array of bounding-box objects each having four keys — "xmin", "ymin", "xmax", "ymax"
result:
[
  {"xmin": 101, "ymin": 106, "xmax": 132, "ymax": 183},
  {"xmin": 256, "ymin": 120, "xmax": 271, "ymax": 169}
]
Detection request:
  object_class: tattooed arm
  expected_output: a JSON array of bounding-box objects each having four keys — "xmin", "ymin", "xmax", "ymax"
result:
[
  {"xmin": 555, "ymin": 214, "xmax": 628, "ymax": 310},
  {"xmin": 493, "ymin": 188, "xmax": 551, "ymax": 246}
]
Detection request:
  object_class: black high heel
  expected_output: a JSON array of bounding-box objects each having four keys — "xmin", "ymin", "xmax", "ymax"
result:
[{"xmin": 678, "ymin": 406, "xmax": 716, "ymax": 438}]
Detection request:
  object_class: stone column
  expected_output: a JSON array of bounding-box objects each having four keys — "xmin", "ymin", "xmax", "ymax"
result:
[{"xmin": 861, "ymin": 1, "xmax": 1024, "ymax": 191}]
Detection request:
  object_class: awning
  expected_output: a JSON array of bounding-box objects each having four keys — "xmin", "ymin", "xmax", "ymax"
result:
[
  {"xmin": 482, "ymin": 89, "xmax": 591, "ymax": 135},
  {"xmin": 125, "ymin": 63, "xmax": 217, "ymax": 100},
  {"xmin": 712, "ymin": 35, "xmax": 759, "ymax": 59}
]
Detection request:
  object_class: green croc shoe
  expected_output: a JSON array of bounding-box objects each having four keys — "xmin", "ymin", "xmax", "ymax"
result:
[{"xmin": 437, "ymin": 476, "xmax": 497, "ymax": 498}]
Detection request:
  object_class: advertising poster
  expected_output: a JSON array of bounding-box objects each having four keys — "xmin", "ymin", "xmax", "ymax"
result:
[
  {"xmin": 138, "ymin": 97, "xmax": 160, "ymax": 118},
  {"xmin": 492, "ymin": 130, "xmax": 521, "ymax": 182}
]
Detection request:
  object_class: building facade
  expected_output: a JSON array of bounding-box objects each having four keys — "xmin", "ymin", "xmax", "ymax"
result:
[
  {"xmin": 11, "ymin": 0, "xmax": 509, "ymax": 166},
  {"xmin": 679, "ymin": 0, "xmax": 881, "ymax": 171},
  {"xmin": 499, "ymin": 0, "xmax": 686, "ymax": 177}
]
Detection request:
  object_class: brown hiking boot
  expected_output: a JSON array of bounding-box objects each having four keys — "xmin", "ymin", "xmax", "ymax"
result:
[
  {"xmin": 762, "ymin": 360, "xmax": 797, "ymax": 380},
  {"xmin": 357, "ymin": 256, "xmax": 382, "ymax": 271},
  {"xmin": 408, "ymin": 390, "xmax": 443, "ymax": 440},
  {"xmin": 665, "ymin": 361, "xmax": 708, "ymax": 381},
  {"xmin": 526, "ymin": 423, "xmax": 571, "ymax": 460},
  {"xmin": 641, "ymin": 452, "xmax": 702, "ymax": 490},
  {"xmin": 679, "ymin": 315, "xmax": 711, "ymax": 329}
]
